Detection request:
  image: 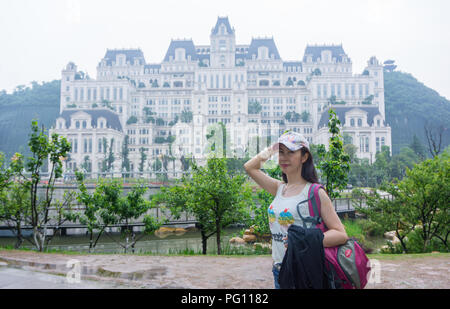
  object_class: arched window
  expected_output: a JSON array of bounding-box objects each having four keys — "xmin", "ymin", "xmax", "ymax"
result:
[
  {"xmin": 350, "ymin": 118, "xmax": 355, "ymax": 127},
  {"xmin": 75, "ymin": 121, "xmax": 80, "ymax": 129},
  {"xmin": 82, "ymin": 120, "xmax": 87, "ymax": 129},
  {"xmin": 357, "ymin": 118, "xmax": 362, "ymax": 127}
]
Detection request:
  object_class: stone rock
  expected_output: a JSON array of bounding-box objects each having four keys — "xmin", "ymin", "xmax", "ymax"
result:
[
  {"xmin": 243, "ymin": 234, "xmax": 257, "ymax": 243},
  {"xmin": 384, "ymin": 231, "xmax": 397, "ymax": 240},
  {"xmin": 154, "ymin": 227, "xmax": 176, "ymax": 238},
  {"xmin": 229, "ymin": 237, "xmax": 246, "ymax": 245},
  {"xmin": 174, "ymin": 228, "xmax": 187, "ymax": 234},
  {"xmin": 154, "ymin": 227, "xmax": 188, "ymax": 238},
  {"xmin": 244, "ymin": 229, "xmax": 253, "ymax": 236},
  {"xmin": 253, "ymin": 242, "xmax": 271, "ymax": 250},
  {"xmin": 390, "ymin": 237, "xmax": 400, "ymax": 245}
]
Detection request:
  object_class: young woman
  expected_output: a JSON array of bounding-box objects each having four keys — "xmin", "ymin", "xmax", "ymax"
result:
[{"xmin": 244, "ymin": 131, "xmax": 348, "ymax": 289}]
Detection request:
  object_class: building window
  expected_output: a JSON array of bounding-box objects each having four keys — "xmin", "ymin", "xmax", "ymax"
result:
[
  {"xmin": 82, "ymin": 120, "xmax": 87, "ymax": 129},
  {"xmin": 357, "ymin": 118, "xmax": 362, "ymax": 127},
  {"xmin": 350, "ymin": 118, "xmax": 355, "ymax": 127},
  {"xmin": 75, "ymin": 121, "xmax": 80, "ymax": 129}
]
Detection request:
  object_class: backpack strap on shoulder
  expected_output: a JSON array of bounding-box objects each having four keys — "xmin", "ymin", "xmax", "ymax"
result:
[{"xmin": 308, "ymin": 183, "xmax": 327, "ymax": 230}]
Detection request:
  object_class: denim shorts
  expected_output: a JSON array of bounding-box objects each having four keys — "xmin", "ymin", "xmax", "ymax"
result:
[{"xmin": 272, "ymin": 264, "xmax": 281, "ymax": 289}]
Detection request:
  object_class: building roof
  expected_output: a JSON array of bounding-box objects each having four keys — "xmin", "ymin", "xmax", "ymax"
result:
[
  {"xmin": 247, "ymin": 38, "xmax": 281, "ymax": 60},
  {"xmin": 303, "ymin": 45, "xmax": 347, "ymax": 62},
  {"xmin": 103, "ymin": 49, "xmax": 146, "ymax": 66},
  {"xmin": 59, "ymin": 109, "xmax": 123, "ymax": 131},
  {"xmin": 163, "ymin": 39, "xmax": 198, "ymax": 62},
  {"xmin": 318, "ymin": 106, "xmax": 382, "ymax": 128},
  {"xmin": 211, "ymin": 17, "xmax": 234, "ymax": 35}
]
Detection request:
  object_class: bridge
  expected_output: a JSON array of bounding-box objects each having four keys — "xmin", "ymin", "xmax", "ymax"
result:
[{"xmin": 0, "ymin": 197, "xmax": 359, "ymax": 237}]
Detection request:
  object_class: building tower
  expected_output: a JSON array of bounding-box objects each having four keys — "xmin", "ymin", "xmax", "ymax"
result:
[{"xmin": 210, "ymin": 17, "xmax": 236, "ymax": 68}]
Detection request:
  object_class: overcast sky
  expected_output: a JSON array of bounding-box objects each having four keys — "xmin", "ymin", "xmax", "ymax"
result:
[{"xmin": 1, "ymin": 0, "xmax": 449, "ymax": 99}]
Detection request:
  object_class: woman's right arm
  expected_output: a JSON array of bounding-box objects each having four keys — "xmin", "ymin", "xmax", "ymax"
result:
[{"xmin": 244, "ymin": 144, "xmax": 282, "ymax": 196}]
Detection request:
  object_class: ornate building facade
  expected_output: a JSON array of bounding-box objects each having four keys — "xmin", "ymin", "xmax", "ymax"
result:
[{"xmin": 52, "ymin": 17, "xmax": 391, "ymax": 174}]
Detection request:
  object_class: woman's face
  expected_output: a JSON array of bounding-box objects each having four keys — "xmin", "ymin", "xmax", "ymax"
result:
[{"xmin": 278, "ymin": 144, "xmax": 308, "ymax": 174}]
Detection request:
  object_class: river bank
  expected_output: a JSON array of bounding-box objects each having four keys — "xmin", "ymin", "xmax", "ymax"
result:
[{"xmin": 0, "ymin": 249, "xmax": 448, "ymax": 289}]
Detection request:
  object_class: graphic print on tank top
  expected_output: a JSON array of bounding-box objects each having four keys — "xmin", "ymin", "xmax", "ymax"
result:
[
  {"xmin": 268, "ymin": 182, "xmax": 313, "ymax": 264},
  {"xmin": 278, "ymin": 208, "xmax": 295, "ymax": 233}
]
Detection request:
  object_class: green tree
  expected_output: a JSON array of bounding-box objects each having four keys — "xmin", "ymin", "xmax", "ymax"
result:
[
  {"xmin": 81, "ymin": 155, "xmax": 91, "ymax": 173},
  {"xmin": 248, "ymin": 101, "xmax": 262, "ymax": 114},
  {"xmin": 410, "ymin": 134, "xmax": 427, "ymax": 160},
  {"xmin": 138, "ymin": 147, "xmax": 147, "ymax": 173},
  {"xmin": 9, "ymin": 120, "xmax": 71, "ymax": 251},
  {"xmin": 69, "ymin": 172, "xmax": 164, "ymax": 253},
  {"xmin": 316, "ymin": 109, "xmax": 350, "ymax": 199},
  {"xmin": 180, "ymin": 109, "xmax": 193, "ymax": 123},
  {"xmin": 372, "ymin": 146, "xmax": 391, "ymax": 185},
  {"xmin": 65, "ymin": 172, "xmax": 113, "ymax": 252},
  {"xmin": 357, "ymin": 150, "xmax": 449, "ymax": 253},
  {"xmin": 121, "ymin": 135, "xmax": 130, "ymax": 176},
  {"xmin": 0, "ymin": 183, "xmax": 31, "ymax": 248},
  {"xmin": 126, "ymin": 116, "xmax": 138, "ymax": 125},
  {"xmin": 343, "ymin": 143, "xmax": 358, "ymax": 164},
  {"xmin": 300, "ymin": 111, "xmax": 310, "ymax": 123},
  {"xmin": 388, "ymin": 147, "xmax": 419, "ymax": 180},
  {"xmin": 152, "ymin": 156, "xmax": 253, "ymax": 254},
  {"xmin": 107, "ymin": 182, "xmax": 162, "ymax": 253}
]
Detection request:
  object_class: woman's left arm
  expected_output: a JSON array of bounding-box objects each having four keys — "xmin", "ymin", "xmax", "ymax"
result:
[{"xmin": 318, "ymin": 188, "xmax": 348, "ymax": 247}]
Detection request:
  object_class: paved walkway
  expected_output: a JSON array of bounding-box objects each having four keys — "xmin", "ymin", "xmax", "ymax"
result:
[
  {"xmin": 0, "ymin": 250, "xmax": 449, "ymax": 289},
  {"xmin": 0, "ymin": 264, "xmax": 128, "ymax": 289}
]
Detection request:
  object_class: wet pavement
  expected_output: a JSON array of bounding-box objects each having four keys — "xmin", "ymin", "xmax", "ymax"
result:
[
  {"xmin": 0, "ymin": 264, "xmax": 129, "ymax": 289},
  {"xmin": 0, "ymin": 250, "xmax": 449, "ymax": 289}
]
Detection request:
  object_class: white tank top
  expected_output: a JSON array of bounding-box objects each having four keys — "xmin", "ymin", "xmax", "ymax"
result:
[{"xmin": 269, "ymin": 182, "xmax": 312, "ymax": 264}]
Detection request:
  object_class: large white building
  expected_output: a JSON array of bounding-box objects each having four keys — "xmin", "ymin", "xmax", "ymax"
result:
[{"xmin": 52, "ymin": 17, "xmax": 391, "ymax": 175}]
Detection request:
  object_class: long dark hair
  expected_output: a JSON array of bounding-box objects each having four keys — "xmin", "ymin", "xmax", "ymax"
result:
[{"xmin": 281, "ymin": 147, "xmax": 319, "ymax": 184}]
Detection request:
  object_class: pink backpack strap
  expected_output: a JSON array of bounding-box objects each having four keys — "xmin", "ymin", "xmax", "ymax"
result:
[{"xmin": 308, "ymin": 183, "xmax": 328, "ymax": 232}]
